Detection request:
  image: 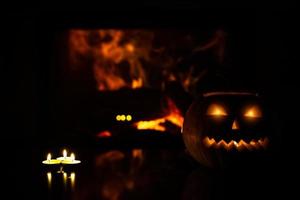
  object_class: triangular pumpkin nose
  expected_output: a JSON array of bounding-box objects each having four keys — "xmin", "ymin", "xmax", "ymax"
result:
[{"xmin": 232, "ymin": 120, "xmax": 239, "ymax": 130}]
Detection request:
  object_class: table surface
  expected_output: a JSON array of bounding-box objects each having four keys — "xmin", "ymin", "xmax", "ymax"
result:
[{"xmin": 8, "ymin": 136, "xmax": 292, "ymax": 200}]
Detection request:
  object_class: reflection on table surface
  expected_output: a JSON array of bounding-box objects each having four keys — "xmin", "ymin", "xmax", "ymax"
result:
[{"xmin": 18, "ymin": 146, "xmax": 282, "ymax": 200}]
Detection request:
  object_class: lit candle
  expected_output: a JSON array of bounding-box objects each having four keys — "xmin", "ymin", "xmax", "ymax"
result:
[
  {"xmin": 61, "ymin": 153, "xmax": 81, "ymax": 164},
  {"xmin": 70, "ymin": 153, "xmax": 75, "ymax": 161},
  {"xmin": 42, "ymin": 153, "xmax": 61, "ymax": 165},
  {"xmin": 57, "ymin": 149, "xmax": 72, "ymax": 161},
  {"xmin": 63, "ymin": 149, "xmax": 67, "ymax": 159}
]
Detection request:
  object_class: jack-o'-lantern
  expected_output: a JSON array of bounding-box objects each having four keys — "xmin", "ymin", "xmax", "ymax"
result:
[{"xmin": 182, "ymin": 91, "xmax": 273, "ymax": 168}]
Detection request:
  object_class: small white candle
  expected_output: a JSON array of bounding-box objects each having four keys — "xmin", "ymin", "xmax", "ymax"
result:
[
  {"xmin": 42, "ymin": 153, "xmax": 61, "ymax": 165},
  {"xmin": 57, "ymin": 149, "xmax": 72, "ymax": 161},
  {"xmin": 70, "ymin": 153, "xmax": 75, "ymax": 162},
  {"xmin": 61, "ymin": 152, "xmax": 81, "ymax": 164},
  {"xmin": 47, "ymin": 153, "xmax": 51, "ymax": 162}
]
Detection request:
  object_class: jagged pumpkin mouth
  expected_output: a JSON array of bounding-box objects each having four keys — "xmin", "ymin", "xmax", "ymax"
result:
[{"xmin": 203, "ymin": 136, "xmax": 269, "ymax": 151}]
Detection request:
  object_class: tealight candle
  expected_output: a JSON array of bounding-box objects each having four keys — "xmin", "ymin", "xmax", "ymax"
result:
[
  {"xmin": 42, "ymin": 153, "xmax": 61, "ymax": 165},
  {"xmin": 61, "ymin": 153, "xmax": 81, "ymax": 164},
  {"xmin": 57, "ymin": 149, "xmax": 70, "ymax": 161}
]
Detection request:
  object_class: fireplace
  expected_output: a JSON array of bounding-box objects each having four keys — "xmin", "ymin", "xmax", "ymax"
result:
[
  {"xmin": 38, "ymin": 26, "xmax": 221, "ymax": 144},
  {"xmin": 27, "ymin": 8, "xmax": 271, "ymax": 149}
]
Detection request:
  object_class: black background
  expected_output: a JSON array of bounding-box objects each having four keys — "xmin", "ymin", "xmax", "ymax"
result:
[{"xmin": 2, "ymin": 4, "xmax": 298, "ymax": 199}]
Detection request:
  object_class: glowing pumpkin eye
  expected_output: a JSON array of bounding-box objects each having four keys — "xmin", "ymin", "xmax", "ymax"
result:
[
  {"xmin": 244, "ymin": 106, "xmax": 262, "ymax": 118},
  {"xmin": 207, "ymin": 104, "xmax": 227, "ymax": 116}
]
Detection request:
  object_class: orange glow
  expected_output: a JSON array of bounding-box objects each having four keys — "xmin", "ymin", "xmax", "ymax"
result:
[
  {"xmin": 207, "ymin": 104, "xmax": 227, "ymax": 116},
  {"xmin": 95, "ymin": 151, "xmax": 125, "ymax": 166},
  {"xmin": 69, "ymin": 30, "xmax": 150, "ymax": 91},
  {"xmin": 134, "ymin": 98, "xmax": 183, "ymax": 132},
  {"xmin": 232, "ymin": 120, "xmax": 239, "ymax": 130},
  {"xmin": 97, "ymin": 130, "xmax": 112, "ymax": 138},
  {"xmin": 135, "ymin": 118, "xmax": 166, "ymax": 131},
  {"xmin": 203, "ymin": 137, "xmax": 269, "ymax": 151},
  {"xmin": 125, "ymin": 43, "xmax": 135, "ymax": 52},
  {"xmin": 132, "ymin": 149, "xmax": 143, "ymax": 160},
  {"xmin": 244, "ymin": 106, "xmax": 262, "ymax": 118},
  {"xmin": 132, "ymin": 78, "xmax": 143, "ymax": 89},
  {"xmin": 166, "ymin": 112, "xmax": 184, "ymax": 128}
]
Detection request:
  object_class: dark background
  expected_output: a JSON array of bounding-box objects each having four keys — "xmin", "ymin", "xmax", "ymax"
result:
[{"xmin": 2, "ymin": 5, "xmax": 298, "ymax": 199}]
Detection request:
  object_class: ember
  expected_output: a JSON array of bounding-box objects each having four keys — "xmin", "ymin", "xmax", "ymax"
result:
[{"xmin": 134, "ymin": 97, "xmax": 184, "ymax": 132}]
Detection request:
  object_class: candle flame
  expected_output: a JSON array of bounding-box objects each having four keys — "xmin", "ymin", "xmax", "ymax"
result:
[
  {"xmin": 47, "ymin": 153, "xmax": 51, "ymax": 161},
  {"xmin": 63, "ymin": 149, "xmax": 67, "ymax": 158},
  {"xmin": 70, "ymin": 153, "xmax": 75, "ymax": 161}
]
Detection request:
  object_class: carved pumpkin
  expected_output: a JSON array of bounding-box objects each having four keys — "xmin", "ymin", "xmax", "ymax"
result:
[{"xmin": 182, "ymin": 91, "xmax": 272, "ymax": 168}]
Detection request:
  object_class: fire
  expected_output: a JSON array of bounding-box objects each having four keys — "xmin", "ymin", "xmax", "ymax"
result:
[
  {"xmin": 69, "ymin": 30, "xmax": 153, "ymax": 91},
  {"xmin": 135, "ymin": 118, "xmax": 167, "ymax": 131},
  {"xmin": 134, "ymin": 98, "xmax": 184, "ymax": 132},
  {"xmin": 132, "ymin": 78, "xmax": 143, "ymax": 89},
  {"xmin": 69, "ymin": 29, "xmax": 226, "ymax": 95}
]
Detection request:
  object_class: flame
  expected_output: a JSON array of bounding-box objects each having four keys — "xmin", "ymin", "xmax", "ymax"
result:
[
  {"xmin": 134, "ymin": 98, "xmax": 183, "ymax": 132},
  {"xmin": 47, "ymin": 153, "xmax": 51, "ymax": 161},
  {"xmin": 70, "ymin": 153, "xmax": 75, "ymax": 161},
  {"xmin": 135, "ymin": 118, "xmax": 166, "ymax": 131},
  {"xmin": 63, "ymin": 149, "xmax": 67, "ymax": 158},
  {"xmin": 203, "ymin": 137, "xmax": 269, "ymax": 151},
  {"xmin": 69, "ymin": 29, "xmax": 227, "ymax": 95},
  {"xmin": 132, "ymin": 78, "xmax": 143, "ymax": 89},
  {"xmin": 69, "ymin": 30, "xmax": 153, "ymax": 91}
]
